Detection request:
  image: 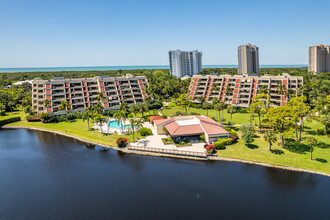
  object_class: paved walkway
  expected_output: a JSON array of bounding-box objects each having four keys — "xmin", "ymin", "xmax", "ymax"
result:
[{"xmin": 142, "ymin": 122, "xmax": 206, "ymax": 153}]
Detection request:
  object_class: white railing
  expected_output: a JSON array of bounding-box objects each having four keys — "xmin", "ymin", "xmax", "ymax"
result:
[{"xmin": 128, "ymin": 145, "xmax": 207, "ymax": 158}]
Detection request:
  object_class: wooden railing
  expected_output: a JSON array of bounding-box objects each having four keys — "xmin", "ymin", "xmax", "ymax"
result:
[{"xmin": 128, "ymin": 145, "xmax": 207, "ymax": 158}]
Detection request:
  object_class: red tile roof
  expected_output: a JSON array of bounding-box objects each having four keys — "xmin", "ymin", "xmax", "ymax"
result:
[
  {"xmin": 165, "ymin": 122, "xmax": 204, "ymax": 137},
  {"xmin": 149, "ymin": 115, "xmax": 163, "ymax": 122},
  {"xmin": 159, "ymin": 115, "xmax": 229, "ymax": 137}
]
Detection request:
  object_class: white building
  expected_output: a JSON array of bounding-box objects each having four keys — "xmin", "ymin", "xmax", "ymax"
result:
[
  {"xmin": 308, "ymin": 44, "xmax": 330, "ymax": 74},
  {"xmin": 169, "ymin": 50, "xmax": 202, "ymax": 77},
  {"xmin": 238, "ymin": 43, "xmax": 259, "ymax": 74}
]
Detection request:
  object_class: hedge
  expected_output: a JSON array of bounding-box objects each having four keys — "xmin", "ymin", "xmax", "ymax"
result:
[{"xmin": 0, "ymin": 117, "xmax": 21, "ymax": 127}]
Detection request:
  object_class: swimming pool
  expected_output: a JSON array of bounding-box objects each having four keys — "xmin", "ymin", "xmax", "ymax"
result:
[{"xmin": 108, "ymin": 121, "xmax": 131, "ymax": 129}]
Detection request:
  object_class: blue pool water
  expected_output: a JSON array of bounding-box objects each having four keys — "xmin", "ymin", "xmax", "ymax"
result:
[{"xmin": 108, "ymin": 121, "xmax": 131, "ymax": 129}]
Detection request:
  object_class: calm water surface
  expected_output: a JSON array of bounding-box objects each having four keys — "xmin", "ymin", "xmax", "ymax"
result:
[{"xmin": 0, "ymin": 129, "xmax": 329, "ymax": 219}]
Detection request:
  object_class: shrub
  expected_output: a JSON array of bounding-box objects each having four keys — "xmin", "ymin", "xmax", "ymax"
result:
[
  {"xmin": 162, "ymin": 114, "xmax": 168, "ymax": 119},
  {"xmin": 140, "ymin": 127, "xmax": 152, "ymax": 136},
  {"xmin": 217, "ymin": 138, "xmax": 232, "ymax": 145},
  {"xmin": 224, "ymin": 127, "xmax": 238, "ymax": 138},
  {"xmin": 214, "ymin": 141, "xmax": 226, "ymax": 150},
  {"xmin": 162, "ymin": 138, "xmax": 174, "ymax": 145},
  {"xmin": 116, "ymin": 137, "xmax": 127, "ymax": 148},
  {"xmin": 205, "ymin": 145, "xmax": 215, "ymax": 154},
  {"xmin": 230, "ymin": 135, "xmax": 239, "ymax": 143},
  {"xmin": 316, "ymin": 128, "xmax": 326, "ymax": 135}
]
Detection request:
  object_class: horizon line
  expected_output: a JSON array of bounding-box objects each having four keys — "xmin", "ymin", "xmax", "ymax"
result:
[{"xmin": 0, "ymin": 64, "xmax": 308, "ymax": 69}]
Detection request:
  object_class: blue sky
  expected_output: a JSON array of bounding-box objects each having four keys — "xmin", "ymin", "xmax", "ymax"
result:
[{"xmin": 1, "ymin": 0, "xmax": 330, "ymax": 67}]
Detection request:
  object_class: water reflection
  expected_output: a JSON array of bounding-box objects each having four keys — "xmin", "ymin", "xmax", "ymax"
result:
[{"xmin": 265, "ymin": 167, "xmax": 316, "ymax": 189}]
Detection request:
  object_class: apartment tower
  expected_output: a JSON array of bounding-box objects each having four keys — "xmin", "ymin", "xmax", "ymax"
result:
[
  {"xmin": 32, "ymin": 74, "xmax": 148, "ymax": 115},
  {"xmin": 189, "ymin": 73, "xmax": 303, "ymax": 108},
  {"xmin": 238, "ymin": 43, "xmax": 259, "ymax": 74},
  {"xmin": 308, "ymin": 44, "xmax": 330, "ymax": 74},
  {"xmin": 169, "ymin": 50, "xmax": 202, "ymax": 77}
]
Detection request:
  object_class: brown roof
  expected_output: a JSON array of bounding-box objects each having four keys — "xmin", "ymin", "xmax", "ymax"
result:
[
  {"xmin": 165, "ymin": 122, "xmax": 204, "ymax": 137},
  {"xmin": 160, "ymin": 115, "xmax": 229, "ymax": 137},
  {"xmin": 154, "ymin": 118, "xmax": 174, "ymax": 126},
  {"xmin": 149, "ymin": 115, "xmax": 163, "ymax": 122}
]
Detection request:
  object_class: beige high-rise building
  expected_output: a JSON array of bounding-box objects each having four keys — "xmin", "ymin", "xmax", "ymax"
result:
[
  {"xmin": 308, "ymin": 44, "xmax": 330, "ymax": 74},
  {"xmin": 238, "ymin": 43, "xmax": 259, "ymax": 74}
]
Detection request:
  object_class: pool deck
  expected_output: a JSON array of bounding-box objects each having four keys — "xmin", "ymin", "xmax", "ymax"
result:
[{"xmin": 142, "ymin": 122, "xmax": 206, "ymax": 153}]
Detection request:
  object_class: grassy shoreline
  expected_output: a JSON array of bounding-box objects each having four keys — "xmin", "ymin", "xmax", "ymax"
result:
[{"xmin": 1, "ymin": 108, "xmax": 330, "ymax": 175}]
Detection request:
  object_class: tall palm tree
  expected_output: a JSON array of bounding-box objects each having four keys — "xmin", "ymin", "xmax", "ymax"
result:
[
  {"xmin": 197, "ymin": 95, "xmax": 206, "ymax": 106},
  {"xmin": 286, "ymin": 89, "xmax": 295, "ymax": 101},
  {"xmin": 82, "ymin": 107, "xmax": 93, "ymax": 130},
  {"xmin": 59, "ymin": 101, "xmax": 70, "ymax": 115},
  {"xmin": 263, "ymin": 130, "xmax": 277, "ymax": 151},
  {"xmin": 129, "ymin": 104, "xmax": 140, "ymax": 117},
  {"xmin": 42, "ymin": 99, "xmax": 51, "ymax": 110},
  {"xmin": 140, "ymin": 104, "xmax": 148, "ymax": 117},
  {"xmin": 259, "ymin": 85, "xmax": 270, "ymax": 110},
  {"xmin": 214, "ymin": 103, "xmax": 222, "ymax": 123},
  {"xmin": 94, "ymin": 115, "xmax": 106, "ymax": 133},
  {"xmin": 96, "ymin": 92, "xmax": 105, "ymax": 103},
  {"xmin": 306, "ymin": 137, "xmax": 317, "ymax": 160},
  {"xmin": 218, "ymin": 101, "xmax": 227, "ymax": 124},
  {"xmin": 202, "ymin": 102, "xmax": 211, "ymax": 116},
  {"xmin": 129, "ymin": 118, "xmax": 144, "ymax": 142}
]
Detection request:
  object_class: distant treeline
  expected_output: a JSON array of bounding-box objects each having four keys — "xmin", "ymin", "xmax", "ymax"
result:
[{"xmin": 0, "ymin": 67, "xmax": 309, "ymax": 83}]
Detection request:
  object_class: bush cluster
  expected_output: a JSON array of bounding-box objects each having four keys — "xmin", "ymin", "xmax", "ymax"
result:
[
  {"xmin": 316, "ymin": 128, "xmax": 326, "ymax": 135},
  {"xmin": 116, "ymin": 137, "xmax": 128, "ymax": 148},
  {"xmin": 148, "ymin": 101, "xmax": 163, "ymax": 110},
  {"xmin": 139, "ymin": 127, "xmax": 152, "ymax": 136},
  {"xmin": 214, "ymin": 138, "xmax": 232, "ymax": 150}
]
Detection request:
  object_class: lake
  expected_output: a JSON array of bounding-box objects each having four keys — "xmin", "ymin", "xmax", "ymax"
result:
[{"xmin": 0, "ymin": 129, "xmax": 329, "ymax": 219}]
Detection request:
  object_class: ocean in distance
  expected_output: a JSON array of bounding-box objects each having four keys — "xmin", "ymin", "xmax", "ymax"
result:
[{"xmin": 0, "ymin": 65, "xmax": 307, "ymax": 73}]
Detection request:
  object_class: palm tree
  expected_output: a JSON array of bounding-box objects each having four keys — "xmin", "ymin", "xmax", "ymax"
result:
[
  {"xmin": 114, "ymin": 110, "xmax": 127, "ymax": 132},
  {"xmin": 129, "ymin": 104, "xmax": 140, "ymax": 117},
  {"xmin": 140, "ymin": 104, "xmax": 148, "ymax": 117},
  {"xmin": 82, "ymin": 107, "xmax": 93, "ymax": 130},
  {"xmin": 219, "ymin": 101, "xmax": 227, "ymax": 124},
  {"xmin": 59, "ymin": 101, "xmax": 70, "ymax": 115},
  {"xmin": 120, "ymin": 102, "xmax": 128, "ymax": 113},
  {"xmin": 214, "ymin": 103, "xmax": 222, "ymax": 123},
  {"xmin": 197, "ymin": 95, "xmax": 206, "ymax": 107},
  {"xmin": 212, "ymin": 97, "xmax": 219, "ymax": 105},
  {"xmin": 306, "ymin": 137, "xmax": 317, "ymax": 160},
  {"xmin": 94, "ymin": 115, "xmax": 106, "ymax": 133},
  {"xmin": 129, "ymin": 118, "xmax": 144, "ymax": 142},
  {"xmin": 263, "ymin": 130, "xmax": 277, "ymax": 151},
  {"xmin": 202, "ymin": 102, "xmax": 211, "ymax": 116},
  {"xmin": 7, "ymin": 101, "xmax": 15, "ymax": 113},
  {"xmin": 96, "ymin": 92, "xmax": 105, "ymax": 103},
  {"xmin": 259, "ymin": 85, "xmax": 270, "ymax": 110},
  {"xmin": 228, "ymin": 105, "xmax": 236, "ymax": 125},
  {"xmin": 42, "ymin": 99, "xmax": 51, "ymax": 110},
  {"xmin": 286, "ymin": 89, "xmax": 295, "ymax": 101}
]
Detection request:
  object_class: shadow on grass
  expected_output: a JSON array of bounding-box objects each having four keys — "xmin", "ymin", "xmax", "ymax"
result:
[
  {"xmin": 315, "ymin": 158, "xmax": 328, "ymax": 163},
  {"xmin": 283, "ymin": 138, "xmax": 309, "ymax": 154},
  {"xmin": 68, "ymin": 119, "xmax": 76, "ymax": 123},
  {"xmin": 315, "ymin": 142, "xmax": 330, "ymax": 149},
  {"xmin": 271, "ymin": 149, "xmax": 284, "ymax": 155},
  {"xmin": 246, "ymin": 144, "xmax": 258, "ymax": 149}
]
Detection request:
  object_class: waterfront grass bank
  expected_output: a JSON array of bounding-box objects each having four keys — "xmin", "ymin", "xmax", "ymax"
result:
[{"xmin": 1, "ymin": 110, "xmax": 330, "ymax": 176}]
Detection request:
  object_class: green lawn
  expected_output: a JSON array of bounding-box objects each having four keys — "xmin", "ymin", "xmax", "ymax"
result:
[
  {"xmin": 0, "ymin": 109, "xmax": 25, "ymax": 121},
  {"xmin": 2, "ymin": 109, "xmax": 330, "ymax": 174},
  {"xmin": 161, "ymin": 102, "xmax": 250, "ymax": 125},
  {"xmin": 218, "ymin": 121, "xmax": 330, "ymax": 174},
  {"xmin": 5, "ymin": 117, "xmax": 144, "ymax": 146}
]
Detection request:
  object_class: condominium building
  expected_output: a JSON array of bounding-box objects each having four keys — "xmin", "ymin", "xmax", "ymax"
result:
[
  {"xmin": 189, "ymin": 73, "xmax": 303, "ymax": 108},
  {"xmin": 238, "ymin": 43, "xmax": 259, "ymax": 74},
  {"xmin": 32, "ymin": 74, "xmax": 148, "ymax": 114},
  {"xmin": 169, "ymin": 49, "xmax": 202, "ymax": 77},
  {"xmin": 308, "ymin": 44, "xmax": 330, "ymax": 74}
]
